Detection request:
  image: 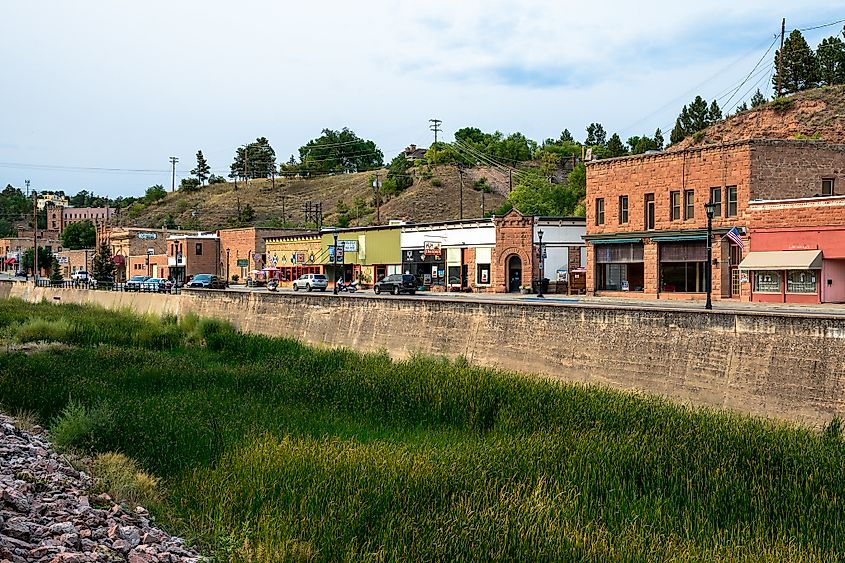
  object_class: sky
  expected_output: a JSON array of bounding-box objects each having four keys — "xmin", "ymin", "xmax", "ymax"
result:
[{"xmin": 1, "ymin": 1, "xmax": 844, "ymax": 198}]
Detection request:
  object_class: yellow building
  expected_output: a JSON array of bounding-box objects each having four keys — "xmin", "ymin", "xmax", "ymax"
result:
[
  {"xmin": 321, "ymin": 225, "xmax": 402, "ymax": 286},
  {"xmin": 264, "ymin": 233, "xmax": 326, "ymax": 287}
]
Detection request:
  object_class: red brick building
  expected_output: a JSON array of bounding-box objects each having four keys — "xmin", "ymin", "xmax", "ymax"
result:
[
  {"xmin": 741, "ymin": 195, "xmax": 845, "ymax": 303},
  {"xmin": 48, "ymin": 206, "xmax": 114, "ymax": 233},
  {"xmin": 167, "ymin": 234, "xmax": 221, "ymax": 284},
  {"xmin": 217, "ymin": 227, "xmax": 302, "ymax": 284},
  {"xmin": 584, "ymin": 140, "xmax": 845, "ymax": 301}
]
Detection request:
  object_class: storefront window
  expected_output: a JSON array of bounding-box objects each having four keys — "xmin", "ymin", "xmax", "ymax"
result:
[
  {"xmin": 754, "ymin": 270, "xmax": 781, "ymax": 293},
  {"xmin": 787, "ymin": 270, "xmax": 817, "ymax": 293},
  {"xmin": 659, "ymin": 241, "xmax": 706, "ymax": 292},
  {"xmin": 595, "ymin": 242, "xmax": 645, "ymax": 291}
]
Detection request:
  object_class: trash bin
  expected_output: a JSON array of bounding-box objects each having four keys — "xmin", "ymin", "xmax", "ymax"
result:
[{"xmin": 532, "ymin": 278, "xmax": 549, "ymax": 294}]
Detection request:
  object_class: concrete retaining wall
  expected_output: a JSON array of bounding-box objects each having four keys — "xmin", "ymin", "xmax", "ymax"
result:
[{"xmin": 3, "ymin": 280, "xmax": 844, "ymax": 426}]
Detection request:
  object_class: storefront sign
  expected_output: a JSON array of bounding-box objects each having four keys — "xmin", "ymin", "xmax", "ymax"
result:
[
  {"xmin": 57, "ymin": 256, "xmax": 69, "ymax": 264},
  {"xmin": 296, "ymin": 252, "xmax": 306, "ymax": 263},
  {"xmin": 424, "ymin": 241, "xmax": 442, "ymax": 256},
  {"xmin": 236, "ymin": 259, "xmax": 248, "ymax": 267},
  {"xmin": 740, "ymin": 271, "xmax": 749, "ymax": 283},
  {"xmin": 341, "ymin": 240, "xmax": 357, "ymax": 252},
  {"xmin": 138, "ymin": 233, "xmax": 157, "ymax": 240}
]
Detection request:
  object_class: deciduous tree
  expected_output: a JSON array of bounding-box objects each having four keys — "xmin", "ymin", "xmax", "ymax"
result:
[{"xmin": 59, "ymin": 220, "xmax": 96, "ymax": 249}]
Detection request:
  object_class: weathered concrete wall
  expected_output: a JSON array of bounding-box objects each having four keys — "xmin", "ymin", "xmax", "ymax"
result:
[
  {"xmin": 2, "ymin": 281, "xmax": 181, "ymax": 317},
  {"xmin": 3, "ymin": 280, "xmax": 845, "ymax": 427}
]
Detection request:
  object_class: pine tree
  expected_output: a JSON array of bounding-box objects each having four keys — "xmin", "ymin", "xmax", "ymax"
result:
[
  {"xmin": 585, "ymin": 123, "xmax": 607, "ymax": 147},
  {"xmin": 606, "ymin": 133, "xmax": 627, "ymax": 157},
  {"xmin": 191, "ymin": 150, "xmax": 210, "ymax": 185},
  {"xmin": 816, "ymin": 36, "xmax": 845, "ymax": 86},
  {"xmin": 686, "ymin": 96, "xmax": 710, "ymax": 131},
  {"xmin": 92, "ymin": 240, "xmax": 116, "ymax": 282},
  {"xmin": 735, "ymin": 101, "xmax": 749, "ymax": 112},
  {"xmin": 49, "ymin": 257, "xmax": 63, "ymax": 282},
  {"xmin": 654, "ymin": 128, "xmax": 664, "ymax": 150},
  {"xmin": 559, "ymin": 129, "xmax": 574, "ymax": 143},
  {"xmin": 670, "ymin": 119, "xmax": 686, "ymax": 145},
  {"xmin": 773, "ymin": 30, "xmax": 820, "ymax": 94},
  {"xmin": 707, "ymin": 100, "xmax": 723, "ymax": 123},
  {"xmin": 750, "ymin": 89, "xmax": 767, "ymax": 108}
]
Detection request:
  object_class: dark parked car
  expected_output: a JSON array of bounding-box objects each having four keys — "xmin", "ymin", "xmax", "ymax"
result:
[
  {"xmin": 187, "ymin": 274, "xmax": 226, "ymax": 289},
  {"xmin": 142, "ymin": 277, "xmax": 173, "ymax": 292},
  {"xmin": 125, "ymin": 275, "xmax": 151, "ymax": 291},
  {"xmin": 373, "ymin": 274, "xmax": 418, "ymax": 295}
]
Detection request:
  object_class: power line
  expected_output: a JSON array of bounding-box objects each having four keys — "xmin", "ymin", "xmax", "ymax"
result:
[{"xmin": 795, "ymin": 18, "xmax": 845, "ymax": 32}]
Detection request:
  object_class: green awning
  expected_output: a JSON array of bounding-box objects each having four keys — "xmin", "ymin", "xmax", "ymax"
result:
[
  {"xmin": 651, "ymin": 234, "xmax": 708, "ymax": 242},
  {"xmin": 589, "ymin": 237, "xmax": 642, "ymax": 245}
]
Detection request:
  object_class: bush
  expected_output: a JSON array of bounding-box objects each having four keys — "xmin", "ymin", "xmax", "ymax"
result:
[
  {"xmin": 14, "ymin": 318, "xmax": 72, "ymax": 343},
  {"xmin": 50, "ymin": 400, "xmax": 114, "ymax": 452},
  {"xmin": 231, "ymin": 274, "xmax": 240, "ymax": 283},
  {"xmin": 92, "ymin": 452, "xmax": 161, "ymax": 508},
  {"xmin": 769, "ymin": 97, "xmax": 794, "ymax": 111},
  {"xmin": 431, "ymin": 178, "xmax": 443, "ymax": 187}
]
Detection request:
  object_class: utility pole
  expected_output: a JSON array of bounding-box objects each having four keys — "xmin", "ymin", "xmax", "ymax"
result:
[
  {"xmin": 169, "ymin": 157, "xmax": 178, "ymax": 192},
  {"xmin": 429, "ymin": 118, "xmax": 441, "ymax": 165},
  {"xmin": 373, "ymin": 173, "xmax": 382, "ymax": 224},
  {"xmin": 32, "ymin": 192, "xmax": 37, "ymax": 280},
  {"xmin": 24, "ymin": 179, "xmax": 30, "ymax": 197},
  {"xmin": 508, "ymin": 170, "xmax": 513, "ymax": 193},
  {"xmin": 481, "ymin": 188, "xmax": 485, "ymax": 217},
  {"xmin": 242, "ymin": 145, "xmax": 249, "ymax": 187},
  {"xmin": 776, "ymin": 18, "xmax": 785, "ymax": 98},
  {"xmin": 458, "ymin": 166, "xmax": 465, "ymax": 220}
]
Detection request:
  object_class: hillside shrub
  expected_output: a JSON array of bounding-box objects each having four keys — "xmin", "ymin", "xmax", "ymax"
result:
[
  {"xmin": 14, "ymin": 318, "xmax": 72, "ymax": 343},
  {"xmin": 50, "ymin": 400, "xmax": 114, "ymax": 452},
  {"xmin": 92, "ymin": 452, "xmax": 161, "ymax": 507},
  {"xmin": 431, "ymin": 178, "xmax": 443, "ymax": 187}
]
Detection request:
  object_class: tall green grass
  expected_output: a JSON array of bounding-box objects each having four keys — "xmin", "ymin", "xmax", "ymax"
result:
[{"xmin": 0, "ymin": 299, "xmax": 843, "ymax": 561}]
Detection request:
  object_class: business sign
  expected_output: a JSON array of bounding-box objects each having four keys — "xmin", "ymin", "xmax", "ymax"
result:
[
  {"xmin": 296, "ymin": 252, "xmax": 306, "ymax": 264},
  {"xmin": 341, "ymin": 240, "xmax": 357, "ymax": 252},
  {"xmin": 236, "ymin": 258, "xmax": 248, "ymax": 267},
  {"xmin": 335, "ymin": 247, "xmax": 344, "ymax": 263},
  {"xmin": 424, "ymin": 241, "xmax": 442, "ymax": 256},
  {"xmin": 138, "ymin": 232, "xmax": 157, "ymax": 240},
  {"xmin": 57, "ymin": 256, "xmax": 69, "ymax": 265}
]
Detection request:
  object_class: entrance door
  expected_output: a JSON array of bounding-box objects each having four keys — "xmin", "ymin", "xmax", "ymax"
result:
[{"xmin": 508, "ymin": 255, "xmax": 522, "ymax": 292}]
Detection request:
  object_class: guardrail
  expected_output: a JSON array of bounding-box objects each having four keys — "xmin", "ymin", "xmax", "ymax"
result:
[{"xmin": 35, "ymin": 279, "xmax": 181, "ymax": 295}]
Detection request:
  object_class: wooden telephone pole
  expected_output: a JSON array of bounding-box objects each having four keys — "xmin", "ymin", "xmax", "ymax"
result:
[{"xmin": 776, "ymin": 18, "xmax": 785, "ymax": 98}]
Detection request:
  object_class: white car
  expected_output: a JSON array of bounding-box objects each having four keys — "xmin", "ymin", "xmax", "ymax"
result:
[
  {"xmin": 71, "ymin": 270, "xmax": 89, "ymax": 281},
  {"xmin": 292, "ymin": 273, "xmax": 328, "ymax": 292}
]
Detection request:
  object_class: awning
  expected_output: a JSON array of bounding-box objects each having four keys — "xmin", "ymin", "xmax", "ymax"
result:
[
  {"xmin": 739, "ymin": 250, "xmax": 823, "ymax": 270},
  {"xmin": 112, "ymin": 255, "xmax": 125, "ymax": 265},
  {"xmin": 590, "ymin": 237, "xmax": 642, "ymax": 245},
  {"xmin": 4, "ymin": 258, "xmax": 16, "ymax": 265},
  {"xmin": 651, "ymin": 234, "xmax": 708, "ymax": 242}
]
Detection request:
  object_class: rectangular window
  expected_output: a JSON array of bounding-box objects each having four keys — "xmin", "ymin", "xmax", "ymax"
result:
[
  {"xmin": 684, "ymin": 190, "xmax": 695, "ymax": 220},
  {"xmin": 644, "ymin": 194, "xmax": 655, "ymax": 229},
  {"xmin": 726, "ymin": 186, "xmax": 738, "ymax": 217},
  {"xmin": 754, "ymin": 270, "xmax": 781, "ymax": 293},
  {"xmin": 195, "ymin": 243, "xmax": 202, "ymax": 256},
  {"xmin": 822, "ymin": 178, "xmax": 835, "ymax": 196},
  {"xmin": 710, "ymin": 187, "xmax": 722, "ymax": 217},
  {"xmin": 595, "ymin": 198, "xmax": 605, "ymax": 225},
  {"xmin": 669, "ymin": 191, "xmax": 681, "ymax": 221},
  {"xmin": 787, "ymin": 270, "xmax": 817, "ymax": 293},
  {"xmin": 618, "ymin": 196, "xmax": 628, "ymax": 224}
]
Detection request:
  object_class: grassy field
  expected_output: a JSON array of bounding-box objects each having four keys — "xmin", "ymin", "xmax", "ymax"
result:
[{"xmin": 1, "ymin": 299, "xmax": 844, "ymax": 561}]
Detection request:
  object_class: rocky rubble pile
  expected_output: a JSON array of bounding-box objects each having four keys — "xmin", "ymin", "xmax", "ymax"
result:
[{"xmin": 0, "ymin": 414, "xmax": 205, "ymax": 562}]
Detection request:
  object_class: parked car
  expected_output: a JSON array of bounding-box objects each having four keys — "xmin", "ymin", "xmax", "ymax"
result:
[
  {"xmin": 373, "ymin": 274, "xmax": 418, "ymax": 295},
  {"xmin": 125, "ymin": 275, "xmax": 151, "ymax": 291},
  {"xmin": 71, "ymin": 270, "xmax": 89, "ymax": 281},
  {"xmin": 187, "ymin": 274, "xmax": 226, "ymax": 289},
  {"xmin": 292, "ymin": 273, "xmax": 328, "ymax": 292},
  {"xmin": 90, "ymin": 275, "xmax": 114, "ymax": 289},
  {"xmin": 14, "ymin": 270, "xmax": 26, "ymax": 277},
  {"xmin": 142, "ymin": 277, "xmax": 173, "ymax": 292}
]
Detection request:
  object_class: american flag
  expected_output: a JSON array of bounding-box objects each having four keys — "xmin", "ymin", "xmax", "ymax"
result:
[{"xmin": 725, "ymin": 226, "xmax": 744, "ymax": 249}]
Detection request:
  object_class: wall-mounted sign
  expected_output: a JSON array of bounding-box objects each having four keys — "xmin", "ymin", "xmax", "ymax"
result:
[
  {"xmin": 424, "ymin": 241, "xmax": 442, "ymax": 256},
  {"xmin": 236, "ymin": 258, "xmax": 248, "ymax": 267},
  {"xmin": 296, "ymin": 252, "xmax": 306, "ymax": 264},
  {"xmin": 57, "ymin": 256, "xmax": 69, "ymax": 264},
  {"xmin": 138, "ymin": 233, "xmax": 157, "ymax": 240},
  {"xmin": 341, "ymin": 240, "xmax": 357, "ymax": 252}
]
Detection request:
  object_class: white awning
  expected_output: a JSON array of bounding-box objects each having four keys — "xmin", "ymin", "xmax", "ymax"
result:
[{"xmin": 739, "ymin": 250, "xmax": 822, "ymax": 270}]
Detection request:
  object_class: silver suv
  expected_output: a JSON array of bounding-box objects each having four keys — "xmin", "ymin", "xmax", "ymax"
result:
[{"xmin": 292, "ymin": 273, "xmax": 328, "ymax": 292}]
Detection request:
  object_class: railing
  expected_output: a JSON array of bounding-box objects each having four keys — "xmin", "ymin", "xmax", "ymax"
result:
[{"xmin": 35, "ymin": 278, "xmax": 181, "ymax": 295}]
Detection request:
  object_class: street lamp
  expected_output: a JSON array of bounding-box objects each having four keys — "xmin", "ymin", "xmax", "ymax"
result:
[
  {"xmin": 333, "ymin": 232, "xmax": 339, "ymax": 294},
  {"xmin": 704, "ymin": 202, "xmax": 717, "ymax": 310},
  {"xmin": 226, "ymin": 248, "xmax": 230, "ymax": 283},
  {"xmin": 537, "ymin": 228, "xmax": 545, "ymax": 298}
]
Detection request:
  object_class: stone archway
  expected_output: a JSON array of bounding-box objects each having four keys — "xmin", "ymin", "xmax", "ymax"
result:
[{"xmin": 507, "ymin": 254, "xmax": 522, "ymax": 292}]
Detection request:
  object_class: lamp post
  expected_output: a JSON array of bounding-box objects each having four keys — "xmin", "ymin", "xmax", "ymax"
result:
[
  {"xmin": 537, "ymin": 228, "xmax": 545, "ymax": 298},
  {"xmin": 333, "ymin": 232, "xmax": 339, "ymax": 294},
  {"xmin": 226, "ymin": 248, "xmax": 230, "ymax": 283},
  {"xmin": 704, "ymin": 202, "xmax": 717, "ymax": 310}
]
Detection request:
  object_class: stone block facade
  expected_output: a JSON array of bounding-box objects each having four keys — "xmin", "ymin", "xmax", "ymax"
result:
[
  {"xmin": 584, "ymin": 140, "xmax": 845, "ymax": 300},
  {"xmin": 492, "ymin": 211, "xmax": 536, "ymax": 292}
]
